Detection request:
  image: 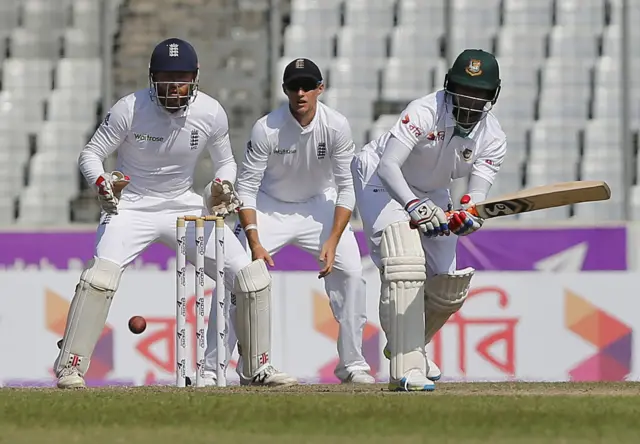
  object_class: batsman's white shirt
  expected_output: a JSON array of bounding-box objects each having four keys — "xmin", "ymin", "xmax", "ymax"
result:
[
  {"xmin": 206, "ymin": 102, "xmax": 370, "ymax": 379},
  {"xmin": 352, "ymin": 90, "xmax": 507, "ymax": 275}
]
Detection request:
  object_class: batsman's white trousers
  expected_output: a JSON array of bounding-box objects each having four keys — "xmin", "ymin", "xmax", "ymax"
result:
[
  {"xmin": 351, "ymin": 148, "xmax": 458, "ymax": 276},
  {"xmin": 205, "ymin": 188, "xmax": 371, "ymax": 380}
]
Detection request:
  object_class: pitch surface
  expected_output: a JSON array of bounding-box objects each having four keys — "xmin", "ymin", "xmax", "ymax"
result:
[{"xmin": 2, "ymin": 382, "xmax": 639, "ymax": 443}]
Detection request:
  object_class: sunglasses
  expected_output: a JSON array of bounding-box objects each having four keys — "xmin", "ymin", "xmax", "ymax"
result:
[{"xmin": 285, "ymin": 78, "xmax": 320, "ymax": 92}]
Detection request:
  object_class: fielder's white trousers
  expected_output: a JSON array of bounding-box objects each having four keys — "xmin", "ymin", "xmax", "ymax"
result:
[
  {"xmin": 351, "ymin": 148, "xmax": 459, "ymax": 343},
  {"xmin": 205, "ymin": 189, "xmax": 371, "ymax": 380}
]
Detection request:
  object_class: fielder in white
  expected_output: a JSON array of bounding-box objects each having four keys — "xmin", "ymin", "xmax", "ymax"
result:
[
  {"xmin": 53, "ymin": 38, "xmax": 292, "ymax": 389},
  {"xmin": 204, "ymin": 58, "xmax": 374, "ymax": 385},
  {"xmin": 352, "ymin": 49, "xmax": 506, "ymax": 391}
]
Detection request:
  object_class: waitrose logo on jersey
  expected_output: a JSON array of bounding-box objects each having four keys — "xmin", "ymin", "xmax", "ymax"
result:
[{"xmin": 134, "ymin": 133, "xmax": 165, "ymax": 142}]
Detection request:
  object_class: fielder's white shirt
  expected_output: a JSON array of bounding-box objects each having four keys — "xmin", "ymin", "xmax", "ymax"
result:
[
  {"xmin": 236, "ymin": 101, "xmax": 356, "ymax": 210},
  {"xmin": 78, "ymin": 89, "xmax": 236, "ymax": 199},
  {"xmin": 368, "ymin": 89, "xmax": 507, "ymax": 204}
]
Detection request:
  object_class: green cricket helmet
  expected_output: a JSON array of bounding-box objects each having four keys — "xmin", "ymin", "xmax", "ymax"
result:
[{"xmin": 444, "ymin": 49, "xmax": 501, "ymax": 134}]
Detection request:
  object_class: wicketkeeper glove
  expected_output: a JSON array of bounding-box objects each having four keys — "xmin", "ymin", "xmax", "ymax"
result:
[
  {"xmin": 95, "ymin": 171, "xmax": 129, "ymax": 215},
  {"xmin": 204, "ymin": 178, "xmax": 243, "ymax": 217}
]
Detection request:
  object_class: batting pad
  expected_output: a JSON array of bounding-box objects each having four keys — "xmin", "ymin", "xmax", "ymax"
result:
[
  {"xmin": 55, "ymin": 258, "xmax": 122, "ymax": 376},
  {"xmin": 234, "ymin": 259, "xmax": 272, "ymax": 378},
  {"xmin": 380, "ymin": 221, "xmax": 427, "ymax": 380},
  {"xmin": 424, "ymin": 267, "xmax": 474, "ymax": 344}
]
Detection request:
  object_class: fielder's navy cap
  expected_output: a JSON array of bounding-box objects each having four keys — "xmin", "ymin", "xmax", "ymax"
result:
[
  {"xmin": 283, "ymin": 58, "xmax": 323, "ymax": 84},
  {"xmin": 149, "ymin": 38, "xmax": 199, "ymax": 73}
]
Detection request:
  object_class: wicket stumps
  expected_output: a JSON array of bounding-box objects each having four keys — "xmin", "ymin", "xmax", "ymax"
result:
[{"xmin": 176, "ymin": 215, "xmax": 227, "ymax": 388}]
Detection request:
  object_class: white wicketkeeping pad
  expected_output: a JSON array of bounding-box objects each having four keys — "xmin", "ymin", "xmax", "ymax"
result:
[
  {"xmin": 234, "ymin": 259, "xmax": 272, "ymax": 378},
  {"xmin": 55, "ymin": 258, "xmax": 122, "ymax": 375}
]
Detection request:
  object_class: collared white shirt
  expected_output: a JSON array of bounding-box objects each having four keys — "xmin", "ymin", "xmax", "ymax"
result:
[
  {"xmin": 368, "ymin": 90, "xmax": 506, "ymax": 196},
  {"xmin": 236, "ymin": 101, "xmax": 356, "ymax": 210},
  {"xmin": 78, "ymin": 89, "xmax": 236, "ymax": 199}
]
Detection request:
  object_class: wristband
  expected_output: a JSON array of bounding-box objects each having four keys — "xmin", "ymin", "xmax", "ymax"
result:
[{"xmin": 244, "ymin": 224, "xmax": 258, "ymax": 232}]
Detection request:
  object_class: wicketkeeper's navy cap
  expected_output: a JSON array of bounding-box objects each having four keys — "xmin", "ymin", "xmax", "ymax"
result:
[{"xmin": 149, "ymin": 38, "xmax": 199, "ymax": 73}]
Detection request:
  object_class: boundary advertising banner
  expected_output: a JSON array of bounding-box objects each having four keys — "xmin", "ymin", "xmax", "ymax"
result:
[{"xmin": 0, "ymin": 268, "xmax": 636, "ymax": 386}]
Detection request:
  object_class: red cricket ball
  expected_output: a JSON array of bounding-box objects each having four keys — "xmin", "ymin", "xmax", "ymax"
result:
[{"xmin": 128, "ymin": 316, "xmax": 147, "ymax": 334}]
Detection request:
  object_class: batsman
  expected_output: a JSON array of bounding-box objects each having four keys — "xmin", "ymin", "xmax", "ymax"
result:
[{"xmin": 351, "ymin": 49, "xmax": 507, "ymax": 391}]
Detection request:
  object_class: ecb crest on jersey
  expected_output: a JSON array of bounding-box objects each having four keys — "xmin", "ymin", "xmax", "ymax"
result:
[
  {"xmin": 317, "ymin": 142, "xmax": 326, "ymax": 159},
  {"xmin": 190, "ymin": 129, "xmax": 199, "ymax": 150}
]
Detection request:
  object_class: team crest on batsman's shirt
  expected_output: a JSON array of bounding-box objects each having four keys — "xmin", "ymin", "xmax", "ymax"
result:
[{"xmin": 317, "ymin": 142, "xmax": 326, "ymax": 159}]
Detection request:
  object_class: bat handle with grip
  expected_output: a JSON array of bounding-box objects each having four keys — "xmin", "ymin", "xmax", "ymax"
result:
[{"xmin": 445, "ymin": 205, "xmax": 479, "ymax": 219}]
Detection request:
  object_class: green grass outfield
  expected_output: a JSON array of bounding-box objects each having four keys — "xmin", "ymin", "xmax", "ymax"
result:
[{"xmin": 1, "ymin": 382, "xmax": 639, "ymax": 444}]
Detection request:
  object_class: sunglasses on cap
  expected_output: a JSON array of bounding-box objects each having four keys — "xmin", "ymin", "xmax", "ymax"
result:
[{"xmin": 284, "ymin": 77, "xmax": 321, "ymax": 92}]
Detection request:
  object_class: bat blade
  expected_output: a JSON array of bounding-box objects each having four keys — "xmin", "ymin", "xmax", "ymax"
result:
[{"xmin": 472, "ymin": 180, "xmax": 611, "ymax": 219}]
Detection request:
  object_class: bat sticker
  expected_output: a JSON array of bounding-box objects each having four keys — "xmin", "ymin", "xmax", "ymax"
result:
[{"xmin": 481, "ymin": 198, "xmax": 535, "ymax": 217}]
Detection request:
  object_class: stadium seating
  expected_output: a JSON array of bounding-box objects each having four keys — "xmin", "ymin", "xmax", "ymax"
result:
[
  {"xmin": 0, "ymin": 0, "xmax": 113, "ymax": 224},
  {"xmin": 0, "ymin": 0, "xmax": 637, "ymax": 225},
  {"xmin": 281, "ymin": 0, "xmax": 636, "ymax": 222}
]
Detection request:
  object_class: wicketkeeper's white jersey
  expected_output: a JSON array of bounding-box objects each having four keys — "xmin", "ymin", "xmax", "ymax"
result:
[
  {"xmin": 367, "ymin": 90, "xmax": 507, "ymax": 199},
  {"xmin": 236, "ymin": 101, "xmax": 356, "ymax": 210},
  {"xmin": 78, "ymin": 89, "xmax": 236, "ymax": 199}
]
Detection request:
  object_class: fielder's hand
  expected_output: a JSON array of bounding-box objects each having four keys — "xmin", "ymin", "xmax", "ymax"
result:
[
  {"xmin": 405, "ymin": 197, "xmax": 450, "ymax": 238},
  {"xmin": 205, "ymin": 179, "xmax": 242, "ymax": 217},
  {"xmin": 251, "ymin": 244, "xmax": 274, "ymax": 267},
  {"xmin": 95, "ymin": 171, "xmax": 129, "ymax": 215},
  {"xmin": 448, "ymin": 194, "xmax": 484, "ymax": 236},
  {"xmin": 318, "ymin": 239, "xmax": 337, "ymax": 278}
]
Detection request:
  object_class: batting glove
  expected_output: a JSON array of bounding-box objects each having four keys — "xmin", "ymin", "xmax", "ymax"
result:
[
  {"xmin": 448, "ymin": 194, "xmax": 484, "ymax": 236},
  {"xmin": 405, "ymin": 197, "xmax": 450, "ymax": 238}
]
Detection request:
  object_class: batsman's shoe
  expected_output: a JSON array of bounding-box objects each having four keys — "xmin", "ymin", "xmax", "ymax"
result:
[
  {"xmin": 240, "ymin": 364, "xmax": 298, "ymax": 387},
  {"xmin": 56, "ymin": 367, "xmax": 86, "ymax": 389},
  {"xmin": 341, "ymin": 370, "xmax": 376, "ymax": 384},
  {"xmin": 426, "ymin": 355, "xmax": 442, "ymax": 381},
  {"xmin": 384, "ymin": 344, "xmax": 442, "ymax": 381},
  {"xmin": 388, "ymin": 369, "xmax": 435, "ymax": 392}
]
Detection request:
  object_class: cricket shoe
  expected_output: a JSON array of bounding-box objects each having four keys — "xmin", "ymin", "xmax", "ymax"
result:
[
  {"xmin": 384, "ymin": 343, "xmax": 441, "ymax": 381},
  {"xmin": 388, "ymin": 369, "xmax": 435, "ymax": 392},
  {"xmin": 240, "ymin": 364, "xmax": 298, "ymax": 387},
  {"xmin": 340, "ymin": 370, "xmax": 376, "ymax": 384},
  {"xmin": 201, "ymin": 372, "xmax": 218, "ymax": 387},
  {"xmin": 185, "ymin": 371, "xmax": 218, "ymax": 387},
  {"xmin": 56, "ymin": 366, "xmax": 86, "ymax": 389}
]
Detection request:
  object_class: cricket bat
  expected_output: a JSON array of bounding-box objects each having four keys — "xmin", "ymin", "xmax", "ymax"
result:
[{"xmin": 454, "ymin": 180, "xmax": 611, "ymax": 219}]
